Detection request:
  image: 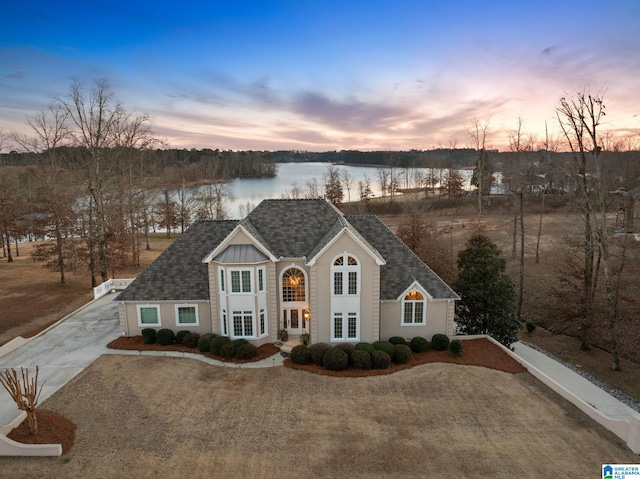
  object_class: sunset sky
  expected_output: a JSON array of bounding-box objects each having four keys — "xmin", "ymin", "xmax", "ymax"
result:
[{"xmin": 2, "ymin": 1, "xmax": 639, "ymax": 152}]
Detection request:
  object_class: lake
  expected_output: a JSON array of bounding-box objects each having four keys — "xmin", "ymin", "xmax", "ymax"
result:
[{"xmin": 224, "ymin": 162, "xmax": 474, "ymax": 218}]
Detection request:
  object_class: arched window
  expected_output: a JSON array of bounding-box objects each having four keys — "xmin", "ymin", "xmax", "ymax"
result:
[
  {"xmin": 332, "ymin": 254, "xmax": 359, "ymax": 296},
  {"xmin": 403, "ymin": 291, "xmax": 425, "ymax": 324},
  {"xmin": 282, "ymin": 268, "xmax": 306, "ymax": 302}
]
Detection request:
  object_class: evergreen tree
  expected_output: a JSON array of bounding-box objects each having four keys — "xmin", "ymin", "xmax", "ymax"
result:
[
  {"xmin": 453, "ymin": 234, "xmax": 519, "ymax": 347},
  {"xmin": 470, "ymin": 149, "xmax": 494, "ymax": 196}
]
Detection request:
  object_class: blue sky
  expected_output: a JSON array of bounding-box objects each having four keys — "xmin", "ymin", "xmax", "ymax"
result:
[{"xmin": 2, "ymin": 1, "xmax": 639, "ymax": 151}]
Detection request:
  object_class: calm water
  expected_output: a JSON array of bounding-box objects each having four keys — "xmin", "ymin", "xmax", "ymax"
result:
[{"xmin": 225, "ymin": 162, "xmax": 473, "ymax": 218}]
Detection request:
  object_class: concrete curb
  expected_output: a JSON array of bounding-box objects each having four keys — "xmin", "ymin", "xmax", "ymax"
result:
[{"xmin": 0, "ymin": 411, "xmax": 62, "ymax": 457}]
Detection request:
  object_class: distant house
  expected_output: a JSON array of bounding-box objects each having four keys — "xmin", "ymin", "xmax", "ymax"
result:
[{"xmin": 116, "ymin": 199, "xmax": 459, "ymax": 346}]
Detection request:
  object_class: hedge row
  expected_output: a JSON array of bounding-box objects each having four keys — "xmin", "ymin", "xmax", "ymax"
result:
[
  {"xmin": 139, "ymin": 329, "xmax": 257, "ymax": 360},
  {"xmin": 290, "ymin": 335, "xmax": 464, "ymax": 371}
]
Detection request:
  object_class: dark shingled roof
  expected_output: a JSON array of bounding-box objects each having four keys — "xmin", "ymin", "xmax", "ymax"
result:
[
  {"xmin": 116, "ymin": 199, "xmax": 458, "ymax": 303},
  {"xmin": 243, "ymin": 199, "xmax": 342, "ymax": 258},
  {"xmin": 346, "ymin": 215, "xmax": 460, "ymax": 301},
  {"xmin": 115, "ymin": 220, "xmax": 238, "ymax": 301}
]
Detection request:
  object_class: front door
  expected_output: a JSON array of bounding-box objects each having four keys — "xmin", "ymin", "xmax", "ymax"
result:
[{"xmin": 283, "ymin": 308, "xmax": 305, "ymax": 335}]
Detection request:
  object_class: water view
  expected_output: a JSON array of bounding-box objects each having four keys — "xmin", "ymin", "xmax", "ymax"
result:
[{"xmin": 224, "ymin": 162, "xmax": 475, "ymax": 218}]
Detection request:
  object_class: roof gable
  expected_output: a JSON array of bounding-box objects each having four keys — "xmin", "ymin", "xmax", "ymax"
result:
[{"xmin": 346, "ymin": 215, "xmax": 459, "ymax": 301}]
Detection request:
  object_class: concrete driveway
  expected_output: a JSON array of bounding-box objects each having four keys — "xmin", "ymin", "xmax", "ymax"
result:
[{"xmin": 0, "ymin": 294, "xmax": 120, "ymax": 426}]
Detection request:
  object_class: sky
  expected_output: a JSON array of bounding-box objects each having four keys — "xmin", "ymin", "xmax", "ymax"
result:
[{"xmin": 1, "ymin": 0, "xmax": 640, "ymax": 152}]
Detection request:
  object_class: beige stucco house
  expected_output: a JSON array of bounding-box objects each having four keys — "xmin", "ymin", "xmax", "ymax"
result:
[{"xmin": 116, "ymin": 199, "xmax": 459, "ymax": 345}]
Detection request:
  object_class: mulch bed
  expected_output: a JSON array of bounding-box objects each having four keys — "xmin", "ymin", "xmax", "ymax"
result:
[
  {"xmin": 285, "ymin": 338, "xmax": 526, "ymax": 377},
  {"xmin": 6, "ymin": 410, "xmax": 76, "ymax": 454},
  {"xmin": 7, "ymin": 337, "xmax": 523, "ymax": 452}
]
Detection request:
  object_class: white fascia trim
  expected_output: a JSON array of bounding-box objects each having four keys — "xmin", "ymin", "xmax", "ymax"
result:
[
  {"xmin": 202, "ymin": 224, "xmax": 277, "ymax": 263},
  {"xmin": 395, "ymin": 281, "xmax": 434, "ymax": 302},
  {"xmin": 307, "ymin": 227, "xmax": 385, "ymax": 266}
]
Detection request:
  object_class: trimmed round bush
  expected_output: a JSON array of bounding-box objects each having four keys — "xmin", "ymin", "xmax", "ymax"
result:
[
  {"xmin": 141, "ymin": 328, "xmax": 156, "ymax": 345},
  {"xmin": 410, "ymin": 336, "xmax": 428, "ymax": 353},
  {"xmin": 235, "ymin": 343, "xmax": 258, "ymax": 360},
  {"xmin": 372, "ymin": 341, "xmax": 395, "ymax": 357},
  {"xmin": 389, "ymin": 336, "xmax": 407, "ymax": 346},
  {"xmin": 309, "ymin": 342, "xmax": 331, "ymax": 365},
  {"xmin": 371, "ymin": 350, "xmax": 391, "ymax": 369},
  {"xmin": 209, "ymin": 336, "xmax": 231, "ymax": 356},
  {"xmin": 322, "ymin": 347, "xmax": 349, "ymax": 371},
  {"xmin": 220, "ymin": 342, "xmax": 236, "ymax": 360},
  {"xmin": 355, "ymin": 342, "xmax": 375, "ymax": 354},
  {"xmin": 156, "ymin": 328, "xmax": 176, "ymax": 346},
  {"xmin": 182, "ymin": 332, "xmax": 200, "ymax": 348},
  {"xmin": 449, "ymin": 339, "xmax": 463, "ymax": 357},
  {"xmin": 232, "ymin": 338, "xmax": 249, "ymax": 348},
  {"xmin": 291, "ymin": 345, "xmax": 312, "ymax": 365},
  {"xmin": 198, "ymin": 333, "xmax": 216, "ymax": 352},
  {"xmin": 176, "ymin": 330, "xmax": 191, "ymax": 345},
  {"xmin": 393, "ymin": 344, "xmax": 412, "ymax": 364},
  {"xmin": 526, "ymin": 319, "xmax": 536, "ymax": 333},
  {"xmin": 334, "ymin": 343, "xmax": 356, "ymax": 356},
  {"xmin": 351, "ymin": 350, "xmax": 372, "ymax": 370},
  {"xmin": 431, "ymin": 334, "xmax": 450, "ymax": 351}
]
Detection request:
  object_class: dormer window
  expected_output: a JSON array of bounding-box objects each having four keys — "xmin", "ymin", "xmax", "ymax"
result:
[{"xmin": 402, "ymin": 291, "xmax": 425, "ymax": 325}]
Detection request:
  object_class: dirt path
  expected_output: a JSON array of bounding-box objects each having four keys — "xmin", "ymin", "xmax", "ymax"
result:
[{"xmin": 2, "ymin": 355, "xmax": 636, "ymax": 478}]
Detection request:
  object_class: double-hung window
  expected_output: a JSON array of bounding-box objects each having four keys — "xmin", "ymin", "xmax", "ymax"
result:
[
  {"xmin": 230, "ymin": 270, "xmax": 252, "ymax": 293},
  {"xmin": 402, "ymin": 291, "xmax": 425, "ymax": 325}
]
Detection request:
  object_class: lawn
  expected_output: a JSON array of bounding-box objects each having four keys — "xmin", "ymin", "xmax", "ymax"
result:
[{"xmin": 1, "ymin": 355, "xmax": 636, "ymax": 478}]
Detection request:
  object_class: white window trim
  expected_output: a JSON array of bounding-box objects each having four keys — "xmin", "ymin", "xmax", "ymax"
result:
[
  {"xmin": 401, "ymin": 293, "xmax": 426, "ymax": 326},
  {"xmin": 258, "ymin": 266, "xmax": 266, "ymax": 292},
  {"xmin": 219, "ymin": 267, "xmax": 226, "ymax": 292},
  {"xmin": 231, "ymin": 310, "xmax": 256, "ymax": 339},
  {"xmin": 259, "ymin": 308, "xmax": 268, "ymax": 337},
  {"xmin": 137, "ymin": 304, "xmax": 161, "ymax": 327},
  {"xmin": 331, "ymin": 253, "xmax": 360, "ymax": 297},
  {"xmin": 175, "ymin": 304, "xmax": 200, "ymax": 327},
  {"xmin": 221, "ymin": 308, "xmax": 228, "ymax": 337},
  {"xmin": 331, "ymin": 310, "xmax": 360, "ymax": 342},
  {"xmin": 280, "ymin": 265, "xmax": 308, "ymax": 304},
  {"xmin": 229, "ymin": 268, "xmax": 254, "ymax": 294}
]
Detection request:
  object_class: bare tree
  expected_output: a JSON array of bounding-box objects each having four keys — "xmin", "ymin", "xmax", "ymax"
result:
[
  {"xmin": 341, "ymin": 169, "xmax": 353, "ymax": 203},
  {"xmin": 468, "ymin": 119, "xmax": 492, "ymax": 231},
  {"xmin": 557, "ymin": 86, "xmax": 622, "ymax": 370},
  {"xmin": 324, "ymin": 165, "xmax": 343, "ymax": 206},
  {"xmin": 0, "ymin": 367, "xmax": 44, "ymax": 435}
]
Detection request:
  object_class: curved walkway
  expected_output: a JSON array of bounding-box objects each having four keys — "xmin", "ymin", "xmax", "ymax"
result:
[{"xmin": 0, "ymin": 296, "xmax": 638, "ymax": 453}]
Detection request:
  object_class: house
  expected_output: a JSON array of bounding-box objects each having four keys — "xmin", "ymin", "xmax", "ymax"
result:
[{"xmin": 115, "ymin": 199, "xmax": 459, "ymax": 346}]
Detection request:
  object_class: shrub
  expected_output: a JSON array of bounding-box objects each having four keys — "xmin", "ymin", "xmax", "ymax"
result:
[
  {"xmin": 220, "ymin": 342, "xmax": 236, "ymax": 360},
  {"xmin": 176, "ymin": 330, "xmax": 191, "ymax": 345},
  {"xmin": 371, "ymin": 350, "xmax": 391, "ymax": 369},
  {"xmin": 355, "ymin": 342, "xmax": 375, "ymax": 354},
  {"xmin": 198, "ymin": 333, "xmax": 215, "ymax": 352},
  {"xmin": 322, "ymin": 347, "xmax": 349, "ymax": 371},
  {"xmin": 431, "ymin": 334, "xmax": 450, "ymax": 351},
  {"xmin": 309, "ymin": 342, "xmax": 331, "ymax": 365},
  {"xmin": 235, "ymin": 343, "xmax": 258, "ymax": 360},
  {"xmin": 334, "ymin": 343, "xmax": 356, "ymax": 357},
  {"xmin": 526, "ymin": 319, "xmax": 536, "ymax": 333},
  {"xmin": 291, "ymin": 345, "xmax": 312, "ymax": 365},
  {"xmin": 449, "ymin": 339, "xmax": 463, "ymax": 357},
  {"xmin": 278, "ymin": 329, "xmax": 289, "ymax": 342},
  {"xmin": 351, "ymin": 350, "xmax": 372, "ymax": 370},
  {"xmin": 372, "ymin": 341, "xmax": 395, "ymax": 357},
  {"xmin": 141, "ymin": 328, "xmax": 156, "ymax": 345},
  {"xmin": 389, "ymin": 336, "xmax": 407, "ymax": 346},
  {"xmin": 209, "ymin": 336, "xmax": 231, "ymax": 356},
  {"xmin": 182, "ymin": 332, "xmax": 200, "ymax": 349},
  {"xmin": 410, "ymin": 336, "xmax": 428, "ymax": 353},
  {"xmin": 393, "ymin": 344, "xmax": 412, "ymax": 364},
  {"xmin": 232, "ymin": 338, "xmax": 249, "ymax": 348},
  {"xmin": 156, "ymin": 328, "xmax": 176, "ymax": 346}
]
